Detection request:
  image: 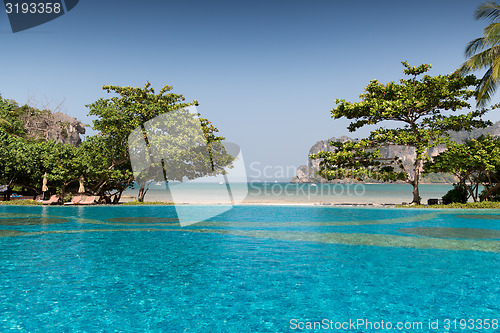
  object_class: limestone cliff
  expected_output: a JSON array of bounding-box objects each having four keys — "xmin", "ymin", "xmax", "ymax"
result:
[{"xmin": 22, "ymin": 110, "xmax": 86, "ymax": 146}]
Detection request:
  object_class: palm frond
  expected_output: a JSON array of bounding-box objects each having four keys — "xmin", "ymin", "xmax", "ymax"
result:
[
  {"xmin": 476, "ymin": 67, "xmax": 496, "ymax": 106},
  {"xmin": 475, "ymin": 56, "xmax": 500, "ymax": 106},
  {"xmin": 465, "ymin": 37, "xmax": 486, "ymax": 57},
  {"xmin": 475, "ymin": 1, "xmax": 500, "ymax": 21},
  {"xmin": 464, "ymin": 2, "xmax": 500, "ymax": 105},
  {"xmin": 460, "ymin": 45, "xmax": 500, "ymax": 72},
  {"xmin": 483, "ymin": 22, "xmax": 500, "ymax": 46}
]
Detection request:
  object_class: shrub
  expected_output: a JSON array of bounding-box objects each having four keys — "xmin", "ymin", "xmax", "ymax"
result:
[{"xmin": 442, "ymin": 183, "xmax": 468, "ymax": 204}]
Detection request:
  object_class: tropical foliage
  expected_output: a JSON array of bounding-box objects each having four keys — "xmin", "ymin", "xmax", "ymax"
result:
[
  {"xmin": 311, "ymin": 62, "xmax": 493, "ymax": 204},
  {"xmin": 86, "ymin": 82, "xmax": 229, "ymax": 202},
  {"xmin": 0, "ymin": 83, "xmax": 229, "ymax": 203},
  {"xmin": 459, "ymin": 1, "xmax": 500, "ymax": 106},
  {"xmin": 425, "ymin": 135, "xmax": 500, "ymax": 202}
]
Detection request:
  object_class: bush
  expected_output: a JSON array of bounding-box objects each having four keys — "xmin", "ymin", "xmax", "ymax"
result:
[{"xmin": 442, "ymin": 183, "xmax": 468, "ymax": 204}]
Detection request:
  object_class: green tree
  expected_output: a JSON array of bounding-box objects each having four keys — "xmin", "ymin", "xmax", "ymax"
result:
[
  {"xmin": 459, "ymin": 1, "xmax": 500, "ymax": 106},
  {"xmin": 41, "ymin": 141, "xmax": 85, "ymax": 201},
  {"xmin": 78, "ymin": 135, "xmax": 134, "ymax": 203},
  {"xmin": 0, "ymin": 96, "xmax": 26, "ymax": 136},
  {"xmin": 311, "ymin": 62, "xmax": 492, "ymax": 204},
  {"xmin": 425, "ymin": 135, "xmax": 500, "ymax": 202},
  {"xmin": 0, "ymin": 127, "xmax": 87, "ymax": 202},
  {"xmin": 86, "ymin": 82, "xmax": 228, "ymax": 202}
]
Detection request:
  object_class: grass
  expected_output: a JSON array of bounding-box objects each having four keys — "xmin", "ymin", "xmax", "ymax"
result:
[
  {"xmin": 120, "ymin": 201, "xmax": 174, "ymax": 205},
  {"xmin": 396, "ymin": 201, "xmax": 500, "ymax": 209},
  {"xmin": 0, "ymin": 199, "xmax": 42, "ymax": 205}
]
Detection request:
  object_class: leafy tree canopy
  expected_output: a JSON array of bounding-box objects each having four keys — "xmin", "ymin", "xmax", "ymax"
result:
[
  {"xmin": 425, "ymin": 134, "xmax": 500, "ymax": 202},
  {"xmin": 311, "ymin": 61, "xmax": 494, "ymax": 204},
  {"xmin": 86, "ymin": 82, "xmax": 229, "ymax": 202},
  {"xmin": 0, "ymin": 96, "xmax": 27, "ymax": 137}
]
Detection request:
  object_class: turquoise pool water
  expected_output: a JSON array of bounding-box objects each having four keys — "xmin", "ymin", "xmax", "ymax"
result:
[{"xmin": 0, "ymin": 205, "xmax": 498, "ymax": 332}]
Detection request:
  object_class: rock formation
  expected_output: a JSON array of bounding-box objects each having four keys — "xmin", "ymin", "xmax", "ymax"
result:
[{"xmin": 22, "ymin": 110, "xmax": 86, "ymax": 146}]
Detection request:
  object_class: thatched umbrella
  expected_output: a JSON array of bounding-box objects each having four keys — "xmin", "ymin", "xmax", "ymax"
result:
[
  {"xmin": 78, "ymin": 175, "xmax": 85, "ymax": 194},
  {"xmin": 42, "ymin": 173, "xmax": 48, "ymax": 192}
]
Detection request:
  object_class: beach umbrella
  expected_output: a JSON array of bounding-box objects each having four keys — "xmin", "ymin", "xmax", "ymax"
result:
[
  {"xmin": 78, "ymin": 175, "xmax": 85, "ymax": 193},
  {"xmin": 42, "ymin": 173, "xmax": 48, "ymax": 192}
]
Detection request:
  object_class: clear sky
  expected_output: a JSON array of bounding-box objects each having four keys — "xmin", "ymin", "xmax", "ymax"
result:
[{"xmin": 0, "ymin": 0, "xmax": 496, "ymax": 180}]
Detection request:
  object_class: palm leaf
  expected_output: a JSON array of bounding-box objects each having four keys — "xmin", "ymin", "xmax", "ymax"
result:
[
  {"xmin": 475, "ymin": 1, "xmax": 500, "ymax": 21},
  {"xmin": 476, "ymin": 67, "xmax": 496, "ymax": 106},
  {"xmin": 462, "ymin": 2, "xmax": 500, "ymax": 106},
  {"xmin": 465, "ymin": 37, "xmax": 486, "ymax": 57},
  {"xmin": 461, "ymin": 45, "xmax": 500, "ymax": 71}
]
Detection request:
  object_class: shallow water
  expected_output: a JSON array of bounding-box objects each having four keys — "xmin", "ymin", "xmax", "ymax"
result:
[{"xmin": 0, "ymin": 205, "xmax": 498, "ymax": 332}]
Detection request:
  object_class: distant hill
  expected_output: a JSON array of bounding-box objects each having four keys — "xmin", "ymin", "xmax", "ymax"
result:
[
  {"xmin": 291, "ymin": 121, "xmax": 500, "ymax": 184},
  {"xmin": 449, "ymin": 120, "xmax": 500, "ymax": 142}
]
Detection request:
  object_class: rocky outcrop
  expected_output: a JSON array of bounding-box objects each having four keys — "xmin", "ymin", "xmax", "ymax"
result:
[
  {"xmin": 292, "ymin": 121, "xmax": 500, "ymax": 183},
  {"xmin": 22, "ymin": 111, "xmax": 85, "ymax": 146},
  {"xmin": 291, "ymin": 136, "xmax": 352, "ymax": 183}
]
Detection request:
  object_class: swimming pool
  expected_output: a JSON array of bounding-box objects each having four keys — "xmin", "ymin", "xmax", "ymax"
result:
[{"xmin": 0, "ymin": 205, "xmax": 498, "ymax": 332}]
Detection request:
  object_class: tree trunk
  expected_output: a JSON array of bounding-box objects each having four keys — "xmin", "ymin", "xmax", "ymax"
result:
[
  {"xmin": 464, "ymin": 183, "xmax": 477, "ymax": 202},
  {"xmin": 60, "ymin": 184, "xmax": 66, "ymax": 204},
  {"xmin": 137, "ymin": 180, "xmax": 149, "ymax": 202},
  {"xmin": 5, "ymin": 186, "xmax": 11, "ymax": 201},
  {"xmin": 410, "ymin": 158, "xmax": 422, "ymax": 204},
  {"xmin": 481, "ymin": 182, "xmax": 500, "ymax": 202},
  {"xmin": 113, "ymin": 190, "xmax": 123, "ymax": 204},
  {"xmin": 411, "ymin": 181, "xmax": 420, "ymax": 204}
]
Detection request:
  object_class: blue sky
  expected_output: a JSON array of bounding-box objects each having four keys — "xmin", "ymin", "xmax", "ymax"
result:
[{"xmin": 0, "ymin": 0, "xmax": 496, "ymax": 180}]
